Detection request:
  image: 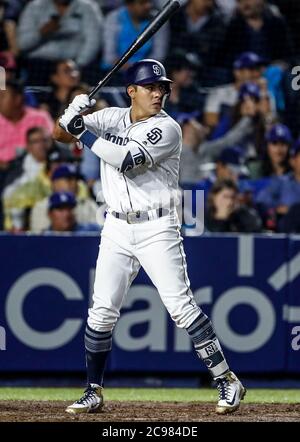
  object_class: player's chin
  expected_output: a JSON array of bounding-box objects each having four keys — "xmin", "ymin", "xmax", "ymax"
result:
[{"xmin": 150, "ymin": 103, "xmax": 162, "ymax": 113}]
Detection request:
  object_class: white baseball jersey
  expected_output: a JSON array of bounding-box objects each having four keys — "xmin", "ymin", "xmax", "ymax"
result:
[
  {"xmin": 83, "ymin": 107, "xmax": 182, "ymax": 213},
  {"xmin": 84, "ymin": 106, "xmax": 202, "ymax": 333}
]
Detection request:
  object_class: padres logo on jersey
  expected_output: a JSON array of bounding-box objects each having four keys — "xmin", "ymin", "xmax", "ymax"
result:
[{"xmin": 147, "ymin": 127, "xmax": 162, "ymax": 144}]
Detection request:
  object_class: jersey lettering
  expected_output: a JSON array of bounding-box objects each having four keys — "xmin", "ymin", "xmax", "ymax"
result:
[{"xmin": 105, "ymin": 133, "xmax": 129, "ymax": 146}]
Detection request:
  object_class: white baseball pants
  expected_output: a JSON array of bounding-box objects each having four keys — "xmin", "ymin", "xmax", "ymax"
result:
[{"xmin": 87, "ymin": 212, "xmax": 202, "ymax": 332}]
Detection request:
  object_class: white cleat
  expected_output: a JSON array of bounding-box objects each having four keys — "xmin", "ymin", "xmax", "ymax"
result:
[
  {"xmin": 215, "ymin": 371, "xmax": 246, "ymax": 414},
  {"xmin": 66, "ymin": 385, "xmax": 104, "ymax": 415}
]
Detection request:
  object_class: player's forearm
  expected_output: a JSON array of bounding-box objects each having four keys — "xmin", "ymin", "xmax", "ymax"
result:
[
  {"xmin": 80, "ymin": 131, "xmax": 146, "ymax": 173},
  {"xmin": 53, "ymin": 119, "xmax": 77, "ymax": 143},
  {"xmin": 90, "ymin": 136, "xmax": 126, "ymax": 168}
]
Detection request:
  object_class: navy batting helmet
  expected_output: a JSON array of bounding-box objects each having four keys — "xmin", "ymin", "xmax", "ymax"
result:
[{"xmin": 125, "ymin": 59, "xmax": 172, "ymax": 94}]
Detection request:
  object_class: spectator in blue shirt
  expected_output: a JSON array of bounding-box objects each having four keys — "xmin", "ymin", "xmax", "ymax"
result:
[
  {"xmin": 256, "ymin": 139, "xmax": 300, "ymax": 228},
  {"xmin": 102, "ymin": 0, "xmax": 168, "ymax": 71}
]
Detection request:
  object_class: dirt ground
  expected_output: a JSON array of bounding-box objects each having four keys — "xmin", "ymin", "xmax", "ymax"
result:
[{"xmin": 0, "ymin": 401, "xmax": 299, "ymax": 422}]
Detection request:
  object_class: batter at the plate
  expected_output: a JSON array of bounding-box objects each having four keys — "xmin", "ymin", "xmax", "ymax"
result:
[{"xmin": 54, "ymin": 59, "xmax": 246, "ymax": 415}]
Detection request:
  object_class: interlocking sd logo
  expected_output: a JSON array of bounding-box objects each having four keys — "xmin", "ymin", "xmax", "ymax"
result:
[{"xmin": 153, "ymin": 65, "xmax": 161, "ymax": 76}]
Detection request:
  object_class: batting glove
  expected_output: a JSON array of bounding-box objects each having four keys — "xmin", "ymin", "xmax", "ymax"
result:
[
  {"xmin": 68, "ymin": 94, "xmax": 96, "ymax": 114},
  {"xmin": 59, "ymin": 108, "xmax": 87, "ymax": 138},
  {"xmin": 59, "ymin": 107, "xmax": 98, "ymax": 150}
]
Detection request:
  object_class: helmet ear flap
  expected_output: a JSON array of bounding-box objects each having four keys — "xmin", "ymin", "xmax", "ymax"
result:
[
  {"xmin": 164, "ymin": 82, "xmax": 172, "ymax": 96},
  {"xmin": 162, "ymin": 94, "xmax": 168, "ymax": 108}
]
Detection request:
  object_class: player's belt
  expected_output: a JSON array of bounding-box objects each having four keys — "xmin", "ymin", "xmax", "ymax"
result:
[{"xmin": 109, "ymin": 208, "xmax": 169, "ymax": 224}]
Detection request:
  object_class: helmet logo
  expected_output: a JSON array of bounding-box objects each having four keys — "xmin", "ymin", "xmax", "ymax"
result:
[{"xmin": 153, "ymin": 65, "xmax": 161, "ymax": 76}]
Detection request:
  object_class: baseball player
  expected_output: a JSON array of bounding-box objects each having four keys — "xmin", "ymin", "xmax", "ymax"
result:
[{"xmin": 54, "ymin": 59, "xmax": 246, "ymax": 415}]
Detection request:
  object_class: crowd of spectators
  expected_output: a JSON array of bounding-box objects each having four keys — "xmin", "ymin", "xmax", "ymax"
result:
[{"xmin": 1, "ymin": 0, "xmax": 300, "ymax": 234}]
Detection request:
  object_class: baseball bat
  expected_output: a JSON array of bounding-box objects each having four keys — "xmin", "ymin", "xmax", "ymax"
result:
[{"xmin": 88, "ymin": 0, "xmax": 181, "ymax": 100}]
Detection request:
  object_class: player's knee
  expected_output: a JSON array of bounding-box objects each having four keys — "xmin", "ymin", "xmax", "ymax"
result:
[
  {"xmin": 170, "ymin": 307, "xmax": 202, "ymax": 329},
  {"xmin": 87, "ymin": 317, "xmax": 116, "ymax": 333},
  {"xmin": 87, "ymin": 309, "xmax": 118, "ymax": 332}
]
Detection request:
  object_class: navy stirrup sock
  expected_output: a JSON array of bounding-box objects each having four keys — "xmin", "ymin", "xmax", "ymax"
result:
[{"xmin": 84, "ymin": 324, "xmax": 112, "ymax": 386}]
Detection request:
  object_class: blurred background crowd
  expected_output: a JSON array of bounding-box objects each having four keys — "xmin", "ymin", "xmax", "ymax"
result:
[{"xmin": 1, "ymin": 0, "xmax": 300, "ymax": 234}]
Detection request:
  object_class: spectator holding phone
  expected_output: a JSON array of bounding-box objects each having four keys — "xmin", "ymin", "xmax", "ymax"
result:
[{"xmin": 205, "ymin": 179, "xmax": 262, "ymax": 232}]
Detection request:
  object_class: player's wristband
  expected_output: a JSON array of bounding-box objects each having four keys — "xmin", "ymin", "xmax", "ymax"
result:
[
  {"xmin": 79, "ymin": 130, "xmax": 98, "ymax": 149},
  {"xmin": 60, "ymin": 114, "xmax": 97, "ymax": 149}
]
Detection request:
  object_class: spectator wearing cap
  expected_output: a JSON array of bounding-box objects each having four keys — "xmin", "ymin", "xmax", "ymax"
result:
[
  {"xmin": 46, "ymin": 191, "xmax": 100, "ymax": 233},
  {"xmin": 30, "ymin": 163, "xmax": 99, "ymax": 232},
  {"xmin": 218, "ymin": 0, "xmax": 294, "ymax": 68},
  {"xmin": 169, "ymin": 0, "xmax": 226, "ymax": 81},
  {"xmin": 205, "ymin": 178, "xmax": 262, "ymax": 232},
  {"xmin": 211, "ymin": 81, "xmax": 271, "ymax": 154},
  {"xmin": 0, "ymin": 79, "xmax": 54, "ymax": 165},
  {"xmin": 2, "ymin": 146, "xmax": 78, "ymax": 231},
  {"xmin": 215, "ymin": 146, "xmax": 249, "ymax": 181},
  {"xmin": 256, "ymin": 138, "xmax": 300, "ymax": 229},
  {"xmin": 204, "ymin": 51, "xmax": 271, "ymax": 133},
  {"xmin": 181, "ymin": 81, "xmax": 271, "ymax": 182},
  {"xmin": 102, "ymin": 0, "xmax": 168, "ymax": 71},
  {"xmin": 248, "ymin": 123, "xmax": 292, "ymax": 178}
]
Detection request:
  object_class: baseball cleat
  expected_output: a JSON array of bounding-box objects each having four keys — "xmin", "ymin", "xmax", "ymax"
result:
[
  {"xmin": 66, "ymin": 384, "xmax": 104, "ymax": 414},
  {"xmin": 215, "ymin": 371, "xmax": 246, "ymax": 414}
]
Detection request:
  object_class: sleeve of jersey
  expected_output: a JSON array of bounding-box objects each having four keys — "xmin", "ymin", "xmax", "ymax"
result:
[
  {"xmin": 83, "ymin": 110, "xmax": 106, "ymax": 138},
  {"xmin": 88, "ymin": 137, "xmax": 148, "ymax": 173},
  {"xmin": 80, "ymin": 120, "xmax": 181, "ymax": 173},
  {"xmin": 130, "ymin": 123, "xmax": 181, "ymax": 167}
]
